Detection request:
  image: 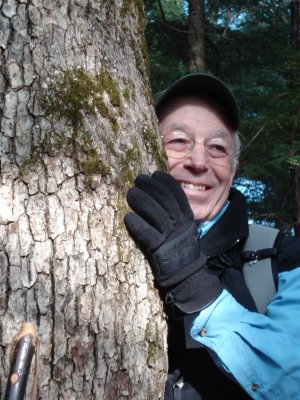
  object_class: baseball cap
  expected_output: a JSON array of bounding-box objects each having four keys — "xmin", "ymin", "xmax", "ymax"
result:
[{"xmin": 154, "ymin": 73, "xmax": 240, "ymax": 131}]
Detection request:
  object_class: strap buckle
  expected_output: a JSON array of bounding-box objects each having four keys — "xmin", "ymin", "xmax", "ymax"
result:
[
  {"xmin": 173, "ymin": 377, "xmax": 184, "ymax": 400},
  {"xmin": 242, "ymin": 248, "xmax": 277, "ymax": 266},
  {"xmin": 173, "ymin": 377, "xmax": 184, "ymax": 390}
]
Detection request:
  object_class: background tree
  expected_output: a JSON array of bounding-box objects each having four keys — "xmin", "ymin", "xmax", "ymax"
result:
[
  {"xmin": 145, "ymin": 0, "xmax": 300, "ymax": 233},
  {"xmin": 188, "ymin": 0, "xmax": 205, "ymax": 72},
  {"xmin": 145, "ymin": 0, "xmax": 192, "ymax": 91},
  {"xmin": 290, "ymin": 0, "xmax": 300, "ymax": 235},
  {"xmin": 0, "ymin": 1, "xmax": 167, "ymax": 399}
]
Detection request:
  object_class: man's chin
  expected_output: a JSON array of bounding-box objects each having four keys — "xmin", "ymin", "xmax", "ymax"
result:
[
  {"xmin": 187, "ymin": 189, "xmax": 230, "ymax": 222},
  {"xmin": 190, "ymin": 206, "xmax": 212, "ymax": 222},
  {"xmin": 190, "ymin": 201, "xmax": 223, "ymax": 222}
]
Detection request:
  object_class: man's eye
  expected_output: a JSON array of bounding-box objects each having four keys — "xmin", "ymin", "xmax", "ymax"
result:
[
  {"xmin": 170, "ymin": 138, "xmax": 188, "ymax": 145},
  {"xmin": 166, "ymin": 137, "xmax": 190, "ymax": 148},
  {"xmin": 212, "ymin": 144, "xmax": 226, "ymax": 152},
  {"xmin": 206, "ymin": 142, "xmax": 229, "ymax": 156}
]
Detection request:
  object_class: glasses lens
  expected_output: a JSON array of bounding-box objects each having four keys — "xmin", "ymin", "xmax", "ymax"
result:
[
  {"xmin": 205, "ymin": 138, "xmax": 233, "ymax": 158},
  {"xmin": 163, "ymin": 132, "xmax": 192, "ymax": 159}
]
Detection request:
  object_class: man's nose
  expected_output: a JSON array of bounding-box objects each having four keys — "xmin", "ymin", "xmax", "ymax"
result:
[{"xmin": 184, "ymin": 142, "xmax": 208, "ymax": 170}]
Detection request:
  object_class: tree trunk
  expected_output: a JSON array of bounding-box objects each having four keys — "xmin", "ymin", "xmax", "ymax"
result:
[
  {"xmin": 290, "ymin": 0, "xmax": 300, "ymax": 87},
  {"xmin": 0, "ymin": 1, "xmax": 168, "ymax": 399},
  {"xmin": 188, "ymin": 0, "xmax": 206, "ymax": 72},
  {"xmin": 290, "ymin": 1, "xmax": 300, "ymax": 235}
]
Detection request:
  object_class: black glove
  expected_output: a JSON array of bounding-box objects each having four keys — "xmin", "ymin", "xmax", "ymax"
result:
[{"xmin": 124, "ymin": 171, "xmax": 222, "ymax": 314}]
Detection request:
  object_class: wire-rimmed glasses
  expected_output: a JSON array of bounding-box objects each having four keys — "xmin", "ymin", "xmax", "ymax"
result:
[{"xmin": 161, "ymin": 131, "xmax": 236, "ymax": 162}]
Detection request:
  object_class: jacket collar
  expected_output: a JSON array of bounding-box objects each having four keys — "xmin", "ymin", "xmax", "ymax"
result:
[{"xmin": 201, "ymin": 188, "xmax": 249, "ymax": 257}]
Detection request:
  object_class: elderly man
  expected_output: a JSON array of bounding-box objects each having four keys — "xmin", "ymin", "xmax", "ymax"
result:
[{"xmin": 124, "ymin": 74, "xmax": 300, "ymax": 399}]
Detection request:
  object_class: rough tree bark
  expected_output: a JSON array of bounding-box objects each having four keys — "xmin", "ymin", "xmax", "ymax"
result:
[
  {"xmin": 0, "ymin": 1, "xmax": 168, "ymax": 399},
  {"xmin": 188, "ymin": 0, "xmax": 205, "ymax": 73}
]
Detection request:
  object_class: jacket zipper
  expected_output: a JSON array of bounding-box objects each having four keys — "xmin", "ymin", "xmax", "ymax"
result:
[{"xmin": 207, "ymin": 237, "xmax": 241, "ymax": 261}]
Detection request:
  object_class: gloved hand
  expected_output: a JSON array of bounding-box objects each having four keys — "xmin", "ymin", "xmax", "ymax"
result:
[{"xmin": 124, "ymin": 171, "xmax": 222, "ymax": 314}]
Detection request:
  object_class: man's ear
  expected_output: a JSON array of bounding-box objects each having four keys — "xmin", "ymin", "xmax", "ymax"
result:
[
  {"xmin": 234, "ymin": 160, "xmax": 239, "ymax": 173},
  {"xmin": 231, "ymin": 160, "xmax": 239, "ymax": 184}
]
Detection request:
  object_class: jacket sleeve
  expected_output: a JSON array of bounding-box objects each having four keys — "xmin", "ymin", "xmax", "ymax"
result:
[{"xmin": 190, "ymin": 267, "xmax": 300, "ymax": 399}]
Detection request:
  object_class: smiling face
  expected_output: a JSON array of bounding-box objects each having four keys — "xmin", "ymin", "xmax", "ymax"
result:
[{"xmin": 158, "ymin": 96, "xmax": 238, "ymax": 221}]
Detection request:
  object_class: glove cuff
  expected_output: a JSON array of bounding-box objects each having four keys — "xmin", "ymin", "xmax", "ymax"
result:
[{"xmin": 165, "ymin": 267, "xmax": 222, "ymax": 316}]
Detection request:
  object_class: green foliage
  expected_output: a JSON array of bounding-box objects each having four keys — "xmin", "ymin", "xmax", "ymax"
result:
[
  {"xmin": 288, "ymin": 156, "xmax": 300, "ymax": 167},
  {"xmin": 145, "ymin": 0, "xmax": 189, "ymax": 92}
]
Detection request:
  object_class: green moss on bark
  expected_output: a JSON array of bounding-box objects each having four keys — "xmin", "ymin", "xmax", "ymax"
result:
[
  {"xmin": 21, "ymin": 67, "xmax": 126, "ymax": 184},
  {"xmin": 142, "ymin": 125, "xmax": 167, "ymax": 170}
]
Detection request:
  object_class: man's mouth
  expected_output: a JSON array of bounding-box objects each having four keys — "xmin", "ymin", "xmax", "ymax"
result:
[{"xmin": 181, "ymin": 182, "xmax": 207, "ymax": 191}]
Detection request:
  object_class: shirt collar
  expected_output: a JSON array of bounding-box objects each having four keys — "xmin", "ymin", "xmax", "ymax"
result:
[{"xmin": 197, "ymin": 201, "xmax": 230, "ymax": 238}]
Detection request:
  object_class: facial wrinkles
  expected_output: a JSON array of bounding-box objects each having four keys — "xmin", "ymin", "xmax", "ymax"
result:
[
  {"xmin": 182, "ymin": 173, "xmax": 230, "ymax": 222},
  {"xmin": 158, "ymin": 96, "xmax": 237, "ymax": 221},
  {"xmin": 163, "ymin": 124, "xmax": 232, "ymax": 175},
  {"xmin": 163, "ymin": 123, "xmax": 233, "ymax": 148},
  {"xmin": 208, "ymin": 127, "xmax": 231, "ymax": 139},
  {"xmin": 163, "ymin": 122, "xmax": 192, "ymax": 137}
]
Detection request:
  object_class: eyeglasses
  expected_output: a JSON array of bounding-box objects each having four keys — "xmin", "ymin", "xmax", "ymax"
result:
[{"xmin": 161, "ymin": 131, "xmax": 236, "ymax": 161}]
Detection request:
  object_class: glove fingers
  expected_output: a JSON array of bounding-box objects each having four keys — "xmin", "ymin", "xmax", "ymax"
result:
[
  {"xmin": 126, "ymin": 186, "xmax": 173, "ymax": 235},
  {"xmin": 134, "ymin": 174, "xmax": 183, "ymax": 222},
  {"xmin": 124, "ymin": 212, "xmax": 164, "ymax": 254},
  {"xmin": 152, "ymin": 171, "xmax": 194, "ymax": 220}
]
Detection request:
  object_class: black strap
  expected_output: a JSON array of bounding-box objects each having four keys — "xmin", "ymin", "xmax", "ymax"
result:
[
  {"xmin": 174, "ymin": 388, "xmax": 182, "ymax": 400},
  {"xmin": 242, "ymin": 248, "xmax": 277, "ymax": 263}
]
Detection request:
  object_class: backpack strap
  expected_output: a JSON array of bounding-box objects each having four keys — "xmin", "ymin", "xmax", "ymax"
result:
[{"xmin": 242, "ymin": 224, "xmax": 279, "ymax": 314}]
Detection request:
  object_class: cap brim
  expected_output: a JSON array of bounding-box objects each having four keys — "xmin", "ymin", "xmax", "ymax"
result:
[{"xmin": 155, "ymin": 73, "xmax": 239, "ymax": 131}]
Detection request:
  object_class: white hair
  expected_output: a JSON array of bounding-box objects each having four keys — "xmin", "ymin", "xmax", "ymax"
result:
[{"xmin": 232, "ymin": 131, "xmax": 241, "ymax": 170}]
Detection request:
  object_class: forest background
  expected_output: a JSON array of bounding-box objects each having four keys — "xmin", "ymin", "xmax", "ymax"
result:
[{"xmin": 145, "ymin": 0, "xmax": 300, "ymax": 235}]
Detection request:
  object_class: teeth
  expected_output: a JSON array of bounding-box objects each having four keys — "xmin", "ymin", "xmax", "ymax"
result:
[{"xmin": 182, "ymin": 182, "xmax": 206, "ymax": 191}]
